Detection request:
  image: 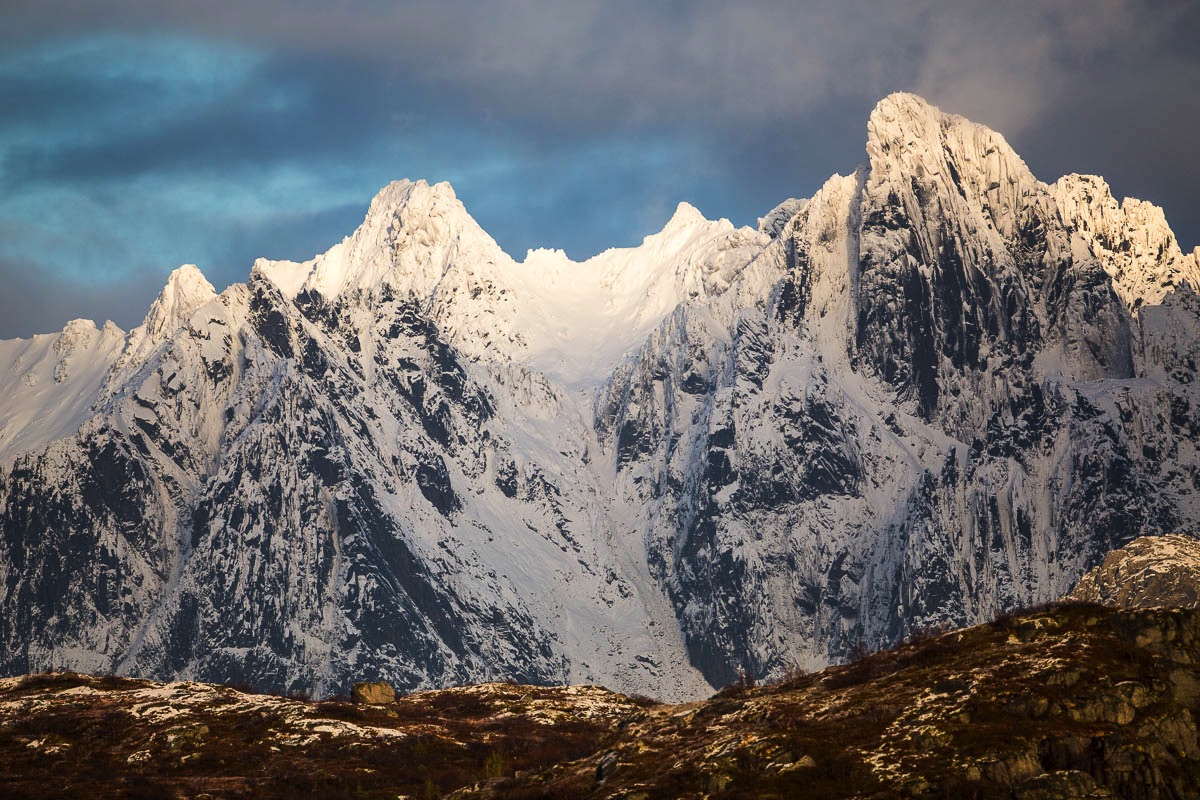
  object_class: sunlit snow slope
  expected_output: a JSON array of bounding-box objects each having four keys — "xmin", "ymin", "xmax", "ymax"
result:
[{"xmin": 1, "ymin": 93, "xmax": 1198, "ymax": 698}]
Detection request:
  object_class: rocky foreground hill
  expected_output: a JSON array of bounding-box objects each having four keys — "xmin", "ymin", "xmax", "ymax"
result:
[{"xmin": 3, "ymin": 604, "xmax": 1200, "ymax": 799}]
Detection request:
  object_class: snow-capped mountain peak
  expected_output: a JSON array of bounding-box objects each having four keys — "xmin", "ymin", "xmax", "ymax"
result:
[
  {"xmin": 866, "ymin": 92, "xmax": 1037, "ymax": 243},
  {"xmin": 0, "ymin": 316, "xmax": 126, "ymax": 463},
  {"xmin": 255, "ymin": 178, "xmax": 506, "ymax": 304},
  {"xmin": 662, "ymin": 201, "xmax": 708, "ymax": 232},
  {"xmin": 863, "ymin": 93, "xmax": 1198, "ymax": 315},
  {"xmin": 140, "ymin": 264, "xmax": 218, "ymax": 342},
  {"xmin": 97, "ymin": 263, "xmax": 220, "ymax": 398}
]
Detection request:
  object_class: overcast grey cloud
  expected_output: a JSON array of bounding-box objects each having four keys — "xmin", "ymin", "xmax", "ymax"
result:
[{"xmin": 1, "ymin": 0, "xmax": 1197, "ymax": 337}]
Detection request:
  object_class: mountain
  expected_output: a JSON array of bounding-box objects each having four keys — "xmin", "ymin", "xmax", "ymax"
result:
[
  {"xmin": 1, "ymin": 93, "xmax": 1198, "ymax": 699},
  {"xmin": 6, "ymin": 604, "xmax": 1200, "ymax": 799},
  {"xmin": 1067, "ymin": 534, "xmax": 1200, "ymax": 609}
]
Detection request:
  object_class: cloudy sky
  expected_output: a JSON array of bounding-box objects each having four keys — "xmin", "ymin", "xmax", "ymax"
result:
[{"xmin": 2, "ymin": 0, "xmax": 1198, "ymax": 337}]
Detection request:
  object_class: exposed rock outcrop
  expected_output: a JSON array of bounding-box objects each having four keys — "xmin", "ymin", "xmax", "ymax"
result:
[
  {"xmin": 1068, "ymin": 534, "xmax": 1200, "ymax": 609},
  {"xmin": 350, "ymin": 680, "xmax": 395, "ymax": 705}
]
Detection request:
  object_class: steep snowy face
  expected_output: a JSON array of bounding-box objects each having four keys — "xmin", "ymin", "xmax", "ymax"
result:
[
  {"xmin": 757, "ymin": 197, "xmax": 807, "ymax": 239},
  {"xmin": 501, "ymin": 204, "xmax": 764, "ymax": 387},
  {"xmin": 857, "ymin": 93, "xmax": 1046, "ymax": 430},
  {"xmin": 0, "ymin": 319, "xmax": 126, "ymax": 464},
  {"xmin": 1, "ymin": 92, "xmax": 1198, "ymax": 700},
  {"xmin": 595, "ymin": 171, "xmax": 876, "ymax": 685},
  {"xmin": 845, "ymin": 94, "xmax": 1195, "ymax": 649},
  {"xmin": 854, "ymin": 93, "xmax": 1199, "ymax": 636},
  {"xmin": 102, "ymin": 264, "xmax": 220, "ymax": 399},
  {"xmin": 864, "ymin": 92, "xmax": 1040, "ymax": 241},
  {"xmin": 854, "ymin": 92, "xmax": 1145, "ymax": 432}
]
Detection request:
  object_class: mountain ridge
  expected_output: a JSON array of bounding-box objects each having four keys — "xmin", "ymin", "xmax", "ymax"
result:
[{"xmin": 1, "ymin": 92, "xmax": 1197, "ymax": 701}]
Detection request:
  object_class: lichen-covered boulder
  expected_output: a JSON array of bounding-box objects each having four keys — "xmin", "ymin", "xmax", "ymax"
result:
[{"xmin": 351, "ymin": 681, "xmax": 395, "ymax": 705}]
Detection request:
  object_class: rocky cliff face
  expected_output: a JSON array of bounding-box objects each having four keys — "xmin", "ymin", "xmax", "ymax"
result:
[
  {"xmin": 597, "ymin": 94, "xmax": 1200, "ymax": 686},
  {"xmin": 1, "ymin": 93, "xmax": 1197, "ymax": 699}
]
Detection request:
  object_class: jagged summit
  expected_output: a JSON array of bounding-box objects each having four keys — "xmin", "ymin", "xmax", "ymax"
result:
[
  {"xmin": 141, "ymin": 264, "xmax": 218, "ymax": 340},
  {"xmin": 862, "ymin": 93, "xmax": 1197, "ymax": 313},
  {"xmin": 867, "ymin": 92, "xmax": 1027, "ymax": 167},
  {"xmin": 251, "ymin": 178, "xmax": 502, "ymax": 303},
  {"xmin": 370, "ymin": 177, "xmax": 459, "ymax": 209},
  {"xmin": 0, "ymin": 312, "xmax": 126, "ymax": 463},
  {"xmin": 98, "ymin": 263, "xmax": 220, "ymax": 394},
  {"xmin": 1051, "ymin": 173, "xmax": 1200, "ymax": 310},
  {"xmin": 354, "ymin": 178, "xmax": 482, "ymax": 253},
  {"xmin": 865, "ymin": 92, "xmax": 1037, "ymax": 243},
  {"xmin": 662, "ymin": 200, "xmax": 708, "ymax": 232}
]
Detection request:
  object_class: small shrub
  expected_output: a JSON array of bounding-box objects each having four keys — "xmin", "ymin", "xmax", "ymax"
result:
[
  {"xmin": 717, "ymin": 666, "xmax": 757, "ymax": 698},
  {"xmin": 765, "ymin": 660, "xmax": 811, "ymax": 690},
  {"xmin": 483, "ymin": 749, "xmax": 505, "ymax": 779},
  {"xmin": 903, "ymin": 621, "xmax": 952, "ymax": 646},
  {"xmin": 846, "ymin": 640, "xmax": 872, "ymax": 663},
  {"xmin": 622, "ymin": 692, "xmax": 660, "ymax": 707}
]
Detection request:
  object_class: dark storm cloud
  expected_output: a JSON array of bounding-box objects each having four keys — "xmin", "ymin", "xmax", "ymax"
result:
[
  {"xmin": 1, "ymin": 0, "xmax": 1198, "ymax": 338},
  {"xmin": 10, "ymin": 1, "xmax": 1193, "ymax": 134},
  {"xmin": 4, "ymin": 53, "xmax": 397, "ymax": 185}
]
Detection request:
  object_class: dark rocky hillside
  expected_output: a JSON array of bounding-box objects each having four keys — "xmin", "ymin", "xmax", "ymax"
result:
[{"xmin": 4, "ymin": 604, "xmax": 1200, "ymax": 799}]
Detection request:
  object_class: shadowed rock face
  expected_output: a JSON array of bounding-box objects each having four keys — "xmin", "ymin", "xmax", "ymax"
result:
[
  {"xmin": 1067, "ymin": 534, "xmax": 1200, "ymax": 609},
  {"xmin": 1, "ymin": 94, "xmax": 1199, "ymax": 699},
  {"xmin": 4, "ymin": 606, "xmax": 1200, "ymax": 799}
]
